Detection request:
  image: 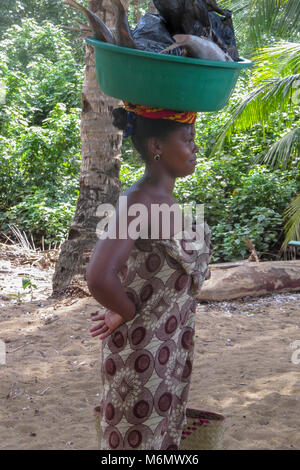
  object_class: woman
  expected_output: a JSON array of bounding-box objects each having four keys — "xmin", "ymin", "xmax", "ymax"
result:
[{"xmin": 86, "ymin": 103, "xmax": 213, "ymax": 450}]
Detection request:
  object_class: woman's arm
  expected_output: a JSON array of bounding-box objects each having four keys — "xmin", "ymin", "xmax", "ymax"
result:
[{"xmin": 86, "ymin": 190, "xmax": 151, "ymax": 322}]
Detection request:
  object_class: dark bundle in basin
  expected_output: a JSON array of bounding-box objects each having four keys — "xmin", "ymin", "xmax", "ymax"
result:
[
  {"xmin": 132, "ymin": 13, "xmax": 182, "ymax": 55},
  {"xmin": 65, "ymin": 0, "xmax": 240, "ymax": 62},
  {"xmin": 135, "ymin": 0, "xmax": 239, "ymax": 61}
]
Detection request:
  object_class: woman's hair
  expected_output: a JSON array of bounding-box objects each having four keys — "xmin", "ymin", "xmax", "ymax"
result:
[{"xmin": 112, "ymin": 107, "xmax": 190, "ymax": 161}]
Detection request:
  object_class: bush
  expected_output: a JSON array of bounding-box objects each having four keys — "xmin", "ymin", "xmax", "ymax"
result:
[
  {"xmin": 0, "ymin": 188, "xmax": 77, "ymax": 245},
  {"xmin": 0, "ymin": 21, "xmax": 82, "ymax": 246}
]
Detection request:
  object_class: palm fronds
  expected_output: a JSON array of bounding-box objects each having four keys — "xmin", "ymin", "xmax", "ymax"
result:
[
  {"xmin": 254, "ymin": 127, "xmax": 300, "ymax": 169},
  {"xmin": 210, "ymin": 40, "xmax": 300, "ymax": 155},
  {"xmin": 221, "ymin": 0, "xmax": 300, "ymax": 48},
  {"xmin": 211, "ymin": 72, "xmax": 300, "ymax": 155},
  {"xmin": 251, "ymin": 41, "xmax": 300, "ymax": 79},
  {"xmin": 281, "ymin": 193, "xmax": 300, "ymax": 249}
]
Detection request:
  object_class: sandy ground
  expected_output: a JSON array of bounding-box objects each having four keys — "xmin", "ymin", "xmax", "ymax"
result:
[{"xmin": 0, "ymin": 244, "xmax": 300, "ymax": 450}]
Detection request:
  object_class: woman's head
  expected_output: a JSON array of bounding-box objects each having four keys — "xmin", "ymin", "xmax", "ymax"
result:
[{"xmin": 112, "ymin": 107, "xmax": 199, "ymax": 177}]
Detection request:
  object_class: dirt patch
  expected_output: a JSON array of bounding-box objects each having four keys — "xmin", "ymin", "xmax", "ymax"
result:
[{"xmin": 0, "ymin": 244, "xmax": 299, "ymax": 450}]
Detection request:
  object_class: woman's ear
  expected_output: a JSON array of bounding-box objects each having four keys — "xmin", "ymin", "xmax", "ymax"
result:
[{"xmin": 147, "ymin": 137, "xmax": 163, "ymax": 157}]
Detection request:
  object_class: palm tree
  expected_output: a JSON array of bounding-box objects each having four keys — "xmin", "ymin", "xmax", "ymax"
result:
[
  {"xmin": 220, "ymin": 0, "xmax": 299, "ymax": 50},
  {"xmin": 52, "ymin": 0, "xmax": 129, "ymax": 296},
  {"xmin": 211, "ymin": 0, "xmax": 300, "ymax": 249}
]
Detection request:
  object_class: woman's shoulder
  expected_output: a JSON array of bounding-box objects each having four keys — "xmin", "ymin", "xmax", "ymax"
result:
[{"xmin": 120, "ymin": 184, "xmax": 152, "ymax": 205}]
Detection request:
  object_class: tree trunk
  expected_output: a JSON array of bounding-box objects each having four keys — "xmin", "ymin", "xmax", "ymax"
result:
[{"xmin": 52, "ymin": 0, "xmax": 129, "ymax": 297}]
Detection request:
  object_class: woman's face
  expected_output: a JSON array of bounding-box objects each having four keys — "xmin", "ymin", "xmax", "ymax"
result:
[{"xmin": 158, "ymin": 124, "xmax": 199, "ymax": 177}]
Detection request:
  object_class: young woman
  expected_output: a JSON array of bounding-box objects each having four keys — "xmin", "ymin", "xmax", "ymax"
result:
[{"xmin": 86, "ymin": 103, "xmax": 213, "ymax": 450}]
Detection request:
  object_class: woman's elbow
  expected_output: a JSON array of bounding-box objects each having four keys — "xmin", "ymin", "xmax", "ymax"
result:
[
  {"xmin": 86, "ymin": 263, "xmax": 114, "ymax": 294},
  {"xmin": 86, "ymin": 265, "xmax": 104, "ymax": 293}
]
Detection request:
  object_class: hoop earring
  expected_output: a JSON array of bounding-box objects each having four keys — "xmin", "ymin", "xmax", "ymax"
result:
[{"xmin": 154, "ymin": 154, "xmax": 161, "ymax": 161}]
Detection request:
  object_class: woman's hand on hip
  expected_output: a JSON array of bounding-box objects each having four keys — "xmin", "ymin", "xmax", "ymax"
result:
[{"xmin": 90, "ymin": 309, "xmax": 134, "ymax": 340}]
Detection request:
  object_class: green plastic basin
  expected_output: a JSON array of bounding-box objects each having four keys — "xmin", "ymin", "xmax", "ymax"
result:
[{"xmin": 86, "ymin": 38, "xmax": 252, "ymax": 112}]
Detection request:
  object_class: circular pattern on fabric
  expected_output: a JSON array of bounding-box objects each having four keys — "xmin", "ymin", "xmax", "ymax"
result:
[
  {"xmin": 103, "ymin": 426, "xmax": 123, "ymax": 450},
  {"xmin": 164, "ymin": 251, "xmax": 182, "ymax": 271},
  {"xmin": 128, "ymin": 316, "xmax": 154, "ymax": 350},
  {"xmin": 109, "ymin": 431, "xmax": 120, "ymax": 449},
  {"xmin": 127, "ymin": 429, "xmax": 142, "ymax": 448},
  {"xmin": 134, "ymin": 400, "xmax": 150, "ymax": 418},
  {"xmin": 156, "ymin": 305, "xmax": 180, "ymax": 341},
  {"xmin": 105, "ymin": 358, "xmax": 116, "ymax": 376},
  {"xmin": 136, "ymin": 249, "xmax": 164, "ymax": 280},
  {"xmin": 107, "ymin": 323, "xmax": 128, "ymax": 354},
  {"xmin": 154, "ymin": 380, "xmax": 173, "ymax": 417},
  {"xmin": 139, "ymin": 278, "xmax": 165, "ymax": 309},
  {"xmin": 125, "ymin": 350, "xmax": 154, "ymax": 385},
  {"xmin": 124, "ymin": 424, "xmax": 153, "ymax": 449},
  {"xmin": 125, "ymin": 387, "xmax": 153, "ymax": 424},
  {"xmin": 135, "ymin": 238, "xmax": 154, "ymax": 252},
  {"xmin": 180, "ymin": 384, "xmax": 190, "ymax": 404},
  {"xmin": 158, "ymin": 392, "xmax": 172, "ymax": 412},
  {"xmin": 161, "ymin": 395, "xmax": 186, "ymax": 449},
  {"xmin": 163, "ymin": 236, "xmax": 198, "ymax": 264},
  {"xmin": 175, "ymin": 273, "xmax": 189, "ymax": 291},
  {"xmin": 163, "ymin": 270, "xmax": 191, "ymax": 305},
  {"xmin": 112, "ymin": 331, "xmax": 125, "ymax": 349},
  {"xmin": 140, "ymin": 283, "xmax": 153, "ymax": 302},
  {"xmin": 103, "ymin": 354, "xmax": 124, "ymax": 383},
  {"xmin": 146, "ymin": 253, "xmax": 161, "ymax": 272},
  {"xmin": 125, "ymin": 288, "xmax": 140, "ymax": 312},
  {"xmin": 155, "ymin": 340, "xmax": 176, "ymax": 378},
  {"xmin": 158, "ymin": 346, "xmax": 170, "ymax": 365},
  {"xmin": 179, "ymin": 298, "xmax": 194, "ymax": 326},
  {"xmin": 135, "ymin": 354, "xmax": 150, "ymax": 373},
  {"xmin": 103, "ymin": 393, "xmax": 123, "ymax": 426},
  {"xmin": 182, "ymin": 358, "xmax": 193, "ymax": 382},
  {"xmin": 105, "ymin": 402, "xmax": 115, "ymax": 421},
  {"xmin": 165, "ymin": 315, "xmax": 178, "ymax": 334},
  {"xmin": 132, "ymin": 327, "xmax": 146, "ymax": 346},
  {"xmin": 170, "ymin": 357, "xmax": 185, "ymax": 382},
  {"xmin": 179, "ymin": 327, "xmax": 194, "ymax": 351}
]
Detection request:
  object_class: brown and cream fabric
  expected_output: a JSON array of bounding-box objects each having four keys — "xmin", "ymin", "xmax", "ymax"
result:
[{"xmin": 97, "ymin": 219, "xmax": 213, "ymax": 450}]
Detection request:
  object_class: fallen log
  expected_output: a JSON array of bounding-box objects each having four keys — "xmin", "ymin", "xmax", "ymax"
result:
[{"xmin": 198, "ymin": 260, "xmax": 300, "ymax": 301}]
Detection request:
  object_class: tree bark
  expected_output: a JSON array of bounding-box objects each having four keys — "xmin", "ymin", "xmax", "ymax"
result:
[{"xmin": 52, "ymin": 0, "xmax": 129, "ymax": 297}]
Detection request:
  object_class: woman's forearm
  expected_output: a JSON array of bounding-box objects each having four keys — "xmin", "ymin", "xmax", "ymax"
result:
[{"xmin": 87, "ymin": 274, "xmax": 136, "ymax": 322}]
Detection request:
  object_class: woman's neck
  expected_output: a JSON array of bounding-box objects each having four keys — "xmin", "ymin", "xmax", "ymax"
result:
[{"xmin": 141, "ymin": 166, "xmax": 176, "ymax": 197}]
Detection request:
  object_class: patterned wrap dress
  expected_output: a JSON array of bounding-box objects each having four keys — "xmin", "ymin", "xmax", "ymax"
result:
[{"xmin": 97, "ymin": 218, "xmax": 213, "ymax": 450}]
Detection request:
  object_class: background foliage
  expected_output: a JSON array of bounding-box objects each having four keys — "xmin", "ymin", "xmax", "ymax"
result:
[{"xmin": 0, "ymin": 0, "xmax": 299, "ymax": 260}]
